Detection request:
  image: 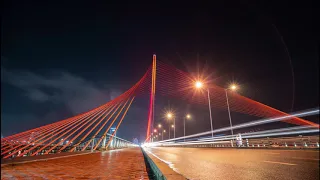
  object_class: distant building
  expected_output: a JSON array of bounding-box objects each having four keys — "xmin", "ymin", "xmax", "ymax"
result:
[{"xmin": 133, "ymin": 138, "xmax": 139, "ymax": 144}]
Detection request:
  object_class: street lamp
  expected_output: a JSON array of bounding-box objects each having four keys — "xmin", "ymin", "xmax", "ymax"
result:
[
  {"xmin": 166, "ymin": 113, "xmax": 175, "ymax": 139},
  {"xmin": 158, "ymin": 124, "xmax": 162, "ymax": 128},
  {"xmin": 184, "ymin": 114, "xmax": 191, "ymax": 141},
  {"xmin": 162, "ymin": 130, "xmax": 166, "ymax": 140},
  {"xmin": 151, "ymin": 133, "xmax": 153, "ymax": 142},
  {"xmin": 225, "ymin": 84, "xmax": 239, "ymax": 137},
  {"xmin": 195, "ymin": 81, "xmax": 213, "ymax": 138}
]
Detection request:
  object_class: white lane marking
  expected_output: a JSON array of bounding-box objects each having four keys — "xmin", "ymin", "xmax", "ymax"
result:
[
  {"xmin": 265, "ymin": 152, "xmax": 280, "ymax": 155},
  {"xmin": 263, "ymin": 160, "xmax": 297, "ymax": 166},
  {"xmin": 291, "ymin": 157, "xmax": 320, "ymax": 161}
]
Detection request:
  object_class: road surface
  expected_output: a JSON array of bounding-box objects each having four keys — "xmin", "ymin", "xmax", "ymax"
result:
[
  {"xmin": 1, "ymin": 148, "xmax": 150, "ymax": 179},
  {"xmin": 144, "ymin": 147, "xmax": 319, "ymax": 180}
]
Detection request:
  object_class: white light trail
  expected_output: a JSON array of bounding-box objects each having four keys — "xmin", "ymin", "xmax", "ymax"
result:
[{"xmin": 155, "ymin": 108, "xmax": 319, "ymax": 143}]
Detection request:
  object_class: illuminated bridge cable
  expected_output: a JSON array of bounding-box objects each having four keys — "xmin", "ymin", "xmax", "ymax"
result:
[
  {"xmin": 79, "ymin": 69, "xmax": 145, "ymax": 151},
  {"xmin": 29, "ymin": 105, "xmax": 110, "ymax": 156},
  {"xmin": 83, "ymin": 77, "xmax": 143, "ymax": 151},
  {"xmin": 1, "ymin": 110, "xmax": 97, "ymax": 157},
  {"xmin": 1, "ymin": 118, "xmax": 71, "ymax": 147},
  {"xmin": 43, "ymin": 104, "xmax": 114, "ymax": 155},
  {"xmin": 1, "ymin": 119, "xmax": 73, "ymax": 155},
  {"xmin": 92, "ymin": 97, "xmax": 132, "ymax": 150},
  {"xmin": 153, "ymin": 60, "xmax": 319, "ymax": 128},
  {"xmin": 105, "ymin": 96, "xmax": 135, "ymax": 149},
  {"xmin": 1, "ymin": 104, "xmax": 99, "ymax": 143},
  {"xmin": 1, "ymin": 102, "xmax": 107, "ymax": 151},
  {"xmin": 7, "ymin": 106, "xmax": 106, "ymax": 159},
  {"xmin": 1, "ymin": 66, "xmax": 147, "ymax": 158},
  {"xmin": 69, "ymin": 100, "xmax": 123, "ymax": 152},
  {"xmin": 58, "ymin": 102, "xmax": 119, "ymax": 152}
]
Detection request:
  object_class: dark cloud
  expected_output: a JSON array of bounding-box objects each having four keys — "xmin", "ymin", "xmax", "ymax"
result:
[
  {"xmin": 1, "ymin": 67, "xmax": 124, "ymax": 136},
  {"xmin": 1, "ymin": 67, "xmax": 121, "ymax": 114}
]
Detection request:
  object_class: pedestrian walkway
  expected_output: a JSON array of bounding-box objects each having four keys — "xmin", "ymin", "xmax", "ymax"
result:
[{"xmin": 1, "ymin": 148, "xmax": 150, "ymax": 179}]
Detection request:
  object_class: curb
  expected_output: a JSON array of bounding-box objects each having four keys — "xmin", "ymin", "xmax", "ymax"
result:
[
  {"xmin": 141, "ymin": 148, "xmax": 187, "ymax": 180},
  {"xmin": 141, "ymin": 147, "xmax": 166, "ymax": 180}
]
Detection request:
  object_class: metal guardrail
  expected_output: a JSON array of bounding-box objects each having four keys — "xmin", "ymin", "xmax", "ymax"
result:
[{"xmin": 1, "ymin": 134, "xmax": 138, "ymax": 159}]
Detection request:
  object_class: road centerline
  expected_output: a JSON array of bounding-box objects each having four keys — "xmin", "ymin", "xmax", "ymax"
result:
[{"xmin": 263, "ymin": 160, "xmax": 297, "ymax": 166}]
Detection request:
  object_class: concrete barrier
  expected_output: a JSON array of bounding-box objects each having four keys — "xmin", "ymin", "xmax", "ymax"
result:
[{"xmin": 141, "ymin": 148, "xmax": 187, "ymax": 180}]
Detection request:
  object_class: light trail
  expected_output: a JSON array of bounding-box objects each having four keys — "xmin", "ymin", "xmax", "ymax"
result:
[
  {"xmin": 145, "ymin": 128, "xmax": 318, "ymax": 147},
  {"xmin": 153, "ymin": 108, "xmax": 319, "ymax": 143}
]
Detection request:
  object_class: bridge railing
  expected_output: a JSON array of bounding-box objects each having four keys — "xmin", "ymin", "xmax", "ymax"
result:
[
  {"xmin": 152, "ymin": 135, "xmax": 319, "ymax": 149},
  {"xmin": 1, "ymin": 133, "xmax": 138, "ymax": 159}
]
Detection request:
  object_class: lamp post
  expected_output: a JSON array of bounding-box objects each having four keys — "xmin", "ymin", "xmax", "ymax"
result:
[
  {"xmin": 184, "ymin": 114, "xmax": 191, "ymax": 141},
  {"xmin": 162, "ymin": 130, "xmax": 166, "ymax": 140},
  {"xmin": 225, "ymin": 84, "xmax": 238, "ymax": 137},
  {"xmin": 166, "ymin": 113, "xmax": 175, "ymax": 139},
  {"xmin": 171, "ymin": 124, "xmax": 175, "ymax": 139},
  {"xmin": 195, "ymin": 81, "xmax": 213, "ymax": 138},
  {"xmin": 151, "ymin": 133, "xmax": 153, "ymax": 143},
  {"xmin": 153, "ymin": 129, "xmax": 157, "ymax": 141}
]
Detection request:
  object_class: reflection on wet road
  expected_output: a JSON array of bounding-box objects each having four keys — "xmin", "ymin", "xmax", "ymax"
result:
[
  {"xmin": 144, "ymin": 147, "xmax": 319, "ymax": 180},
  {"xmin": 1, "ymin": 148, "xmax": 150, "ymax": 179}
]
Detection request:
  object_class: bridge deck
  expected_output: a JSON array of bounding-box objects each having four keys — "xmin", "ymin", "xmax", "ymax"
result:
[
  {"xmin": 144, "ymin": 147, "xmax": 319, "ymax": 180},
  {"xmin": 1, "ymin": 147, "xmax": 150, "ymax": 179}
]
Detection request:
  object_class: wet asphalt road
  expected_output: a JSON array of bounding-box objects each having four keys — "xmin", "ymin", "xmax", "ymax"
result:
[{"xmin": 144, "ymin": 147, "xmax": 319, "ymax": 180}]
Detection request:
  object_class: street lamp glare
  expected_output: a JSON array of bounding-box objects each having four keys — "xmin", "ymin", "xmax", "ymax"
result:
[
  {"xmin": 167, "ymin": 113, "xmax": 173, "ymax": 119},
  {"xmin": 195, "ymin": 81, "xmax": 203, "ymax": 89},
  {"xmin": 230, "ymin": 84, "xmax": 238, "ymax": 91},
  {"xmin": 186, "ymin": 114, "xmax": 191, "ymax": 119},
  {"xmin": 154, "ymin": 129, "xmax": 157, "ymax": 133},
  {"xmin": 163, "ymin": 130, "xmax": 166, "ymax": 132},
  {"xmin": 158, "ymin": 124, "xmax": 162, "ymax": 128},
  {"xmin": 171, "ymin": 125, "xmax": 174, "ymax": 128}
]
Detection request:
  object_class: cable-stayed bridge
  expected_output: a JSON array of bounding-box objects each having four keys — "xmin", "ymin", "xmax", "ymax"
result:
[{"xmin": 1, "ymin": 55, "xmax": 319, "ymax": 179}]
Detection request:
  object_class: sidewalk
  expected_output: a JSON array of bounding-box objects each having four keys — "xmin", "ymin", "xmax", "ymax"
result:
[{"xmin": 1, "ymin": 148, "xmax": 150, "ymax": 179}]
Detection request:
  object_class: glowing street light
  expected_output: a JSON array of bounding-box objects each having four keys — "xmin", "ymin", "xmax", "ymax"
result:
[
  {"xmin": 154, "ymin": 129, "xmax": 157, "ymax": 133},
  {"xmin": 171, "ymin": 125, "xmax": 174, "ymax": 128},
  {"xmin": 195, "ymin": 81, "xmax": 203, "ymax": 88},
  {"xmin": 230, "ymin": 84, "xmax": 238, "ymax": 91},
  {"xmin": 158, "ymin": 124, "xmax": 162, "ymax": 128},
  {"xmin": 162, "ymin": 129, "xmax": 166, "ymax": 140},
  {"xmin": 194, "ymin": 81, "xmax": 213, "ymax": 138}
]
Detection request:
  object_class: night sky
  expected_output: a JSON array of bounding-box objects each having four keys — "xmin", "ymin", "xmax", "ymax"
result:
[{"xmin": 1, "ymin": 1, "xmax": 318, "ymax": 141}]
